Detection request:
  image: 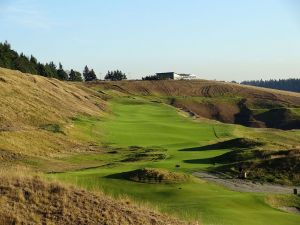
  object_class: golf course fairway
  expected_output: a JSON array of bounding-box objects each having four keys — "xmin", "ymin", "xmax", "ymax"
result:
[{"xmin": 51, "ymin": 97, "xmax": 300, "ymax": 225}]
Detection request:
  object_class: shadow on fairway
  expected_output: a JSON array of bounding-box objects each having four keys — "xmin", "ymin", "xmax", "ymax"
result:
[
  {"xmin": 183, "ymin": 157, "xmax": 214, "ymax": 164},
  {"xmin": 106, "ymin": 171, "xmax": 129, "ymax": 180},
  {"xmin": 179, "ymin": 146, "xmax": 217, "ymax": 152}
]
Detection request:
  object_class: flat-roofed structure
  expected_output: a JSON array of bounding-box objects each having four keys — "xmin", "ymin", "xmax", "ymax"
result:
[
  {"xmin": 156, "ymin": 72, "xmax": 197, "ymax": 80},
  {"xmin": 156, "ymin": 72, "xmax": 177, "ymax": 80}
]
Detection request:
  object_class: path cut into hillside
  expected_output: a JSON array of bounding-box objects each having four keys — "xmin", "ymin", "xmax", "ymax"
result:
[{"xmin": 194, "ymin": 172, "xmax": 300, "ymax": 194}]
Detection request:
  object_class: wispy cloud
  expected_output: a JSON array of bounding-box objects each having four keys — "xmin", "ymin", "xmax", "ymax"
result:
[{"xmin": 0, "ymin": 0, "xmax": 57, "ymax": 30}]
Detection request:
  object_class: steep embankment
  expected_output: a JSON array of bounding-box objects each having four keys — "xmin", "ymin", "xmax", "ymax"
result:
[
  {"xmin": 89, "ymin": 80, "xmax": 300, "ymax": 129},
  {"xmin": 0, "ymin": 67, "xmax": 105, "ymax": 129},
  {"xmin": 0, "ymin": 68, "xmax": 106, "ymax": 161}
]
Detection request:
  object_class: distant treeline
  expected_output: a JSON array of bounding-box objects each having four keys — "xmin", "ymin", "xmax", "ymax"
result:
[
  {"xmin": 104, "ymin": 70, "xmax": 127, "ymax": 81},
  {"xmin": 0, "ymin": 41, "xmax": 129, "ymax": 82},
  {"xmin": 241, "ymin": 79, "xmax": 300, "ymax": 93},
  {"xmin": 0, "ymin": 41, "xmax": 99, "ymax": 81}
]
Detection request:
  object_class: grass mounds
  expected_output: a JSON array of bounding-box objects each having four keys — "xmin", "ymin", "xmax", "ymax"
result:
[
  {"xmin": 181, "ymin": 138, "xmax": 263, "ymax": 151},
  {"xmin": 212, "ymin": 149, "xmax": 270, "ymax": 164},
  {"xmin": 214, "ymin": 149, "xmax": 300, "ymax": 164},
  {"xmin": 214, "ymin": 149, "xmax": 300, "ymax": 185},
  {"xmin": 0, "ymin": 175, "xmax": 189, "ymax": 225},
  {"xmin": 254, "ymin": 108, "xmax": 300, "ymax": 130},
  {"xmin": 110, "ymin": 168, "xmax": 190, "ymax": 184},
  {"xmin": 121, "ymin": 146, "xmax": 167, "ymax": 162}
]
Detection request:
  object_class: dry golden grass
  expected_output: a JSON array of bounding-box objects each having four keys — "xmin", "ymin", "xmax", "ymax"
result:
[
  {"xmin": 0, "ymin": 68, "xmax": 106, "ymax": 159},
  {"xmin": 0, "ymin": 129, "xmax": 84, "ymax": 157},
  {"xmin": 0, "ymin": 68, "xmax": 104, "ymax": 128},
  {"xmin": 0, "ymin": 168, "xmax": 191, "ymax": 225}
]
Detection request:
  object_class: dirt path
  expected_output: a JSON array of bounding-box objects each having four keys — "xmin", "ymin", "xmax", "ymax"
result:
[{"xmin": 193, "ymin": 172, "xmax": 300, "ymax": 194}]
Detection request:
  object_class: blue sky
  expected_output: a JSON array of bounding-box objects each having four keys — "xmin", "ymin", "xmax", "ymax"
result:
[{"xmin": 0, "ymin": 0, "xmax": 300, "ymax": 80}]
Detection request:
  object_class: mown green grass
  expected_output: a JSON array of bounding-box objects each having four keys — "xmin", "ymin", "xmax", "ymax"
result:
[{"xmin": 50, "ymin": 97, "xmax": 300, "ymax": 225}]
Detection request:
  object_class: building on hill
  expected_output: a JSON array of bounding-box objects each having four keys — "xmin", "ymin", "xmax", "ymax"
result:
[{"xmin": 156, "ymin": 72, "xmax": 197, "ymax": 80}]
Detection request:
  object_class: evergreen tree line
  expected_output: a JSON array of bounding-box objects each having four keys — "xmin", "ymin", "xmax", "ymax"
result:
[
  {"xmin": 241, "ymin": 78, "xmax": 300, "ymax": 93},
  {"xmin": 104, "ymin": 70, "xmax": 127, "ymax": 81},
  {"xmin": 0, "ymin": 41, "xmax": 99, "ymax": 82},
  {"xmin": 0, "ymin": 41, "xmax": 129, "ymax": 82}
]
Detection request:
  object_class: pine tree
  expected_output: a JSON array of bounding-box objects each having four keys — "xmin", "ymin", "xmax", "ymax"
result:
[
  {"xmin": 30, "ymin": 55, "xmax": 37, "ymax": 65},
  {"xmin": 57, "ymin": 62, "xmax": 68, "ymax": 80},
  {"xmin": 83, "ymin": 66, "xmax": 97, "ymax": 81},
  {"xmin": 48, "ymin": 62, "xmax": 58, "ymax": 78},
  {"xmin": 104, "ymin": 70, "xmax": 127, "ymax": 81},
  {"xmin": 37, "ymin": 63, "xmax": 47, "ymax": 76},
  {"xmin": 74, "ymin": 71, "xmax": 83, "ymax": 81},
  {"xmin": 88, "ymin": 69, "xmax": 97, "ymax": 81},
  {"xmin": 83, "ymin": 65, "xmax": 90, "ymax": 81},
  {"xmin": 69, "ymin": 69, "xmax": 83, "ymax": 81}
]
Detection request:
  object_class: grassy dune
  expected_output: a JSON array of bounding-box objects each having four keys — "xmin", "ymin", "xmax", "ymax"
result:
[{"xmin": 0, "ymin": 68, "xmax": 106, "ymax": 161}]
